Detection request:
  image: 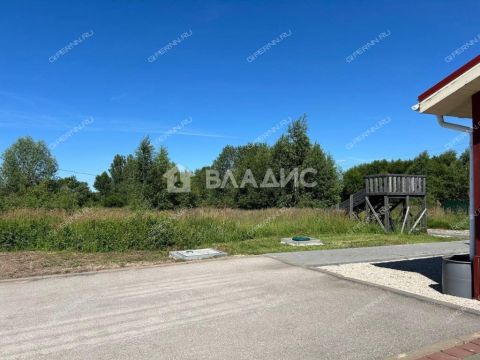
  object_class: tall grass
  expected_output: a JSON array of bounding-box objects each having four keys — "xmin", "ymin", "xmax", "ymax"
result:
[
  {"xmin": 0, "ymin": 208, "xmax": 382, "ymax": 252},
  {"xmin": 0, "ymin": 207, "xmax": 461, "ymax": 252},
  {"xmin": 427, "ymin": 207, "xmax": 469, "ymax": 230}
]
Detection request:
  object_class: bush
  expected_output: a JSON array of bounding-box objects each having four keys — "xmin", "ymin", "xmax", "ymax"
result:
[
  {"xmin": 0, "ymin": 218, "xmax": 53, "ymax": 250},
  {"xmin": 103, "ymin": 194, "xmax": 127, "ymax": 208}
]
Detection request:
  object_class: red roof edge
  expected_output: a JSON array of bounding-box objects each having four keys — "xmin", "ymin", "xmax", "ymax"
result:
[{"xmin": 418, "ymin": 55, "xmax": 480, "ymax": 102}]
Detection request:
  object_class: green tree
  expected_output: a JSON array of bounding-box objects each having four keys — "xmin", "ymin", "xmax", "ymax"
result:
[
  {"xmin": 53, "ymin": 176, "xmax": 92, "ymax": 207},
  {"xmin": 150, "ymin": 146, "xmax": 175, "ymax": 209},
  {"xmin": 94, "ymin": 172, "xmax": 112, "ymax": 196},
  {"xmin": 109, "ymin": 154, "xmax": 126, "ymax": 186},
  {"xmin": 135, "ymin": 137, "xmax": 154, "ymax": 186},
  {"xmin": 0, "ymin": 137, "xmax": 58, "ymax": 192},
  {"xmin": 301, "ymin": 144, "xmax": 341, "ymax": 207},
  {"xmin": 341, "ymin": 167, "xmax": 364, "ymax": 199},
  {"xmin": 208, "ymin": 145, "xmax": 240, "ymax": 206},
  {"xmin": 287, "ymin": 114, "xmax": 311, "ymax": 167},
  {"xmin": 234, "ymin": 144, "xmax": 273, "ymax": 209},
  {"xmin": 212, "ymin": 145, "xmax": 239, "ymax": 177},
  {"xmin": 406, "ymin": 151, "xmax": 430, "ymax": 175},
  {"xmin": 427, "ymin": 150, "xmax": 467, "ymax": 204},
  {"xmin": 270, "ymin": 115, "xmax": 312, "ymax": 207},
  {"xmin": 191, "ymin": 167, "xmax": 211, "ymax": 206}
]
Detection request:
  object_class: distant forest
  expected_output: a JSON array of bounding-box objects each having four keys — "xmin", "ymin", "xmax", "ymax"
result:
[{"xmin": 0, "ymin": 115, "xmax": 470, "ymax": 210}]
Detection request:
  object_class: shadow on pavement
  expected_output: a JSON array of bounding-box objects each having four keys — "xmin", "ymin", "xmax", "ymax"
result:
[{"xmin": 372, "ymin": 257, "xmax": 443, "ymax": 293}]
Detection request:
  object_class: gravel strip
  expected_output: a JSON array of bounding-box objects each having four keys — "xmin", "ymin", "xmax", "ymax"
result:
[{"xmin": 320, "ymin": 257, "xmax": 480, "ymax": 312}]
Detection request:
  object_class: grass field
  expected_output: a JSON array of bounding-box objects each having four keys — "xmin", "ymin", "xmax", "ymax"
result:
[{"xmin": 0, "ymin": 207, "xmax": 467, "ymax": 279}]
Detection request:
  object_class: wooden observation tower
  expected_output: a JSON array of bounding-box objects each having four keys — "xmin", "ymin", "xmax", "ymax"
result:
[{"xmin": 339, "ymin": 174, "xmax": 427, "ymax": 233}]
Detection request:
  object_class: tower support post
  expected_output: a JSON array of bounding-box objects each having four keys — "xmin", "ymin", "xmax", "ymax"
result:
[{"xmin": 384, "ymin": 196, "xmax": 390, "ymax": 232}]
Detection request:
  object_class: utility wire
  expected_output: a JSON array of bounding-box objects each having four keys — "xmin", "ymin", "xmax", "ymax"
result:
[{"xmin": 58, "ymin": 168, "xmax": 97, "ymax": 177}]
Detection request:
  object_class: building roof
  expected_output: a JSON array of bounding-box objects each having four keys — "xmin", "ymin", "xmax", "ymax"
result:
[{"xmin": 416, "ymin": 55, "xmax": 480, "ymax": 119}]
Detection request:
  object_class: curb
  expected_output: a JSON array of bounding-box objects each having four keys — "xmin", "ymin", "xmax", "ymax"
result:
[{"xmin": 0, "ymin": 254, "xmax": 254, "ymax": 284}]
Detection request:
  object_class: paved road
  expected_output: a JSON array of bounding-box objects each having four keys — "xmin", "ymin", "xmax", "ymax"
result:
[
  {"xmin": 1, "ymin": 255, "xmax": 479, "ymax": 360},
  {"xmin": 267, "ymin": 240, "xmax": 469, "ymax": 267}
]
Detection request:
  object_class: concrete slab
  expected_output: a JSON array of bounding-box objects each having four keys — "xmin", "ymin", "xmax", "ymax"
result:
[{"xmin": 169, "ymin": 248, "xmax": 227, "ymax": 260}]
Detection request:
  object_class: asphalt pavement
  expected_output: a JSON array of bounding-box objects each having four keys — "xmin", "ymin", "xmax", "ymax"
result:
[{"xmin": 1, "ymin": 252, "xmax": 479, "ymax": 360}]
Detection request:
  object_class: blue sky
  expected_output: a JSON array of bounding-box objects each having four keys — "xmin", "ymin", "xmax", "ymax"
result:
[{"xmin": 0, "ymin": 0, "xmax": 478, "ymax": 186}]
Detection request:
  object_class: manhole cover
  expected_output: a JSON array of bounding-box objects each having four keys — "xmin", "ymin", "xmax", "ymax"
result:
[
  {"xmin": 280, "ymin": 238, "xmax": 324, "ymax": 247},
  {"xmin": 169, "ymin": 248, "xmax": 228, "ymax": 261}
]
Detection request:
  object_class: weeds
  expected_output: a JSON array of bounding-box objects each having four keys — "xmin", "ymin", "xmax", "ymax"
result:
[{"xmin": 0, "ymin": 207, "xmax": 463, "ymax": 252}]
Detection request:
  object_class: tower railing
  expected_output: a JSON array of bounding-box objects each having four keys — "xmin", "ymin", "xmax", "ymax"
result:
[{"xmin": 364, "ymin": 174, "xmax": 426, "ymax": 196}]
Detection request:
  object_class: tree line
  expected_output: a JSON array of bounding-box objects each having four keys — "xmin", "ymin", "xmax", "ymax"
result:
[
  {"xmin": 0, "ymin": 115, "xmax": 470, "ymax": 210},
  {"xmin": 93, "ymin": 115, "xmax": 341, "ymax": 209}
]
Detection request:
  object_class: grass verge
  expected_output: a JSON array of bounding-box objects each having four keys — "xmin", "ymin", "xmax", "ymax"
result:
[
  {"xmin": 213, "ymin": 233, "xmax": 457, "ymax": 255},
  {"xmin": 0, "ymin": 233, "xmax": 459, "ymax": 280}
]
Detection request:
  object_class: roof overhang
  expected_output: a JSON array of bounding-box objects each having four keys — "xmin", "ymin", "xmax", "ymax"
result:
[{"xmin": 415, "ymin": 55, "xmax": 480, "ymax": 119}]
